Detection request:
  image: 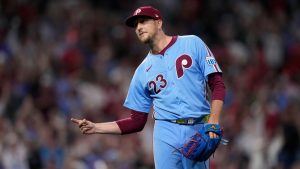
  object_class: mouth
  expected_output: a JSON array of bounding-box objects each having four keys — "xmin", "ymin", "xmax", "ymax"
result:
[{"xmin": 139, "ymin": 32, "xmax": 146, "ymax": 36}]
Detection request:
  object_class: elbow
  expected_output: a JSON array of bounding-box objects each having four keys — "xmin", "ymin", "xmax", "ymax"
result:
[
  {"xmin": 117, "ymin": 111, "xmax": 148, "ymax": 135},
  {"xmin": 135, "ymin": 124, "xmax": 146, "ymax": 132}
]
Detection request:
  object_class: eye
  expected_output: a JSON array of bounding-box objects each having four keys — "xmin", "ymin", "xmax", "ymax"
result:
[
  {"xmin": 134, "ymin": 18, "xmax": 151, "ymax": 28},
  {"xmin": 133, "ymin": 19, "xmax": 144, "ymax": 28},
  {"xmin": 140, "ymin": 18, "xmax": 147, "ymax": 23}
]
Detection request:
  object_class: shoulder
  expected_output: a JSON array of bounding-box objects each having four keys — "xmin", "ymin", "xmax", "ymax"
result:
[
  {"xmin": 178, "ymin": 35, "xmax": 202, "ymax": 41},
  {"xmin": 134, "ymin": 55, "xmax": 151, "ymax": 75},
  {"xmin": 177, "ymin": 35, "xmax": 205, "ymax": 45},
  {"xmin": 177, "ymin": 35, "xmax": 207, "ymax": 48}
]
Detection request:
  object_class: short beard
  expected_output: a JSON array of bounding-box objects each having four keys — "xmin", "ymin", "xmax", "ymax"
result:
[
  {"xmin": 141, "ymin": 34, "xmax": 154, "ymax": 45},
  {"xmin": 143, "ymin": 38, "xmax": 152, "ymax": 44}
]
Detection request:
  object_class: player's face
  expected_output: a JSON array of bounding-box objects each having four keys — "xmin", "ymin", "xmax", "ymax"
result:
[{"xmin": 134, "ymin": 17, "xmax": 160, "ymax": 44}]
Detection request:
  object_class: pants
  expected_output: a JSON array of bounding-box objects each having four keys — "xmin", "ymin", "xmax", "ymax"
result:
[{"xmin": 153, "ymin": 120, "xmax": 209, "ymax": 169}]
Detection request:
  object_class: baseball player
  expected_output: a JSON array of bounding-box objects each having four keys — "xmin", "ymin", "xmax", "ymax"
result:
[{"xmin": 71, "ymin": 6, "xmax": 226, "ymax": 169}]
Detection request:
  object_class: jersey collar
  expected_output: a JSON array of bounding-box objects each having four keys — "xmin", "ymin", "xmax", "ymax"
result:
[{"xmin": 151, "ymin": 36, "xmax": 178, "ymax": 56}]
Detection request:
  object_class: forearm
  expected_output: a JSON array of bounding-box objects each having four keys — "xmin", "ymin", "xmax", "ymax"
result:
[
  {"xmin": 208, "ymin": 100, "xmax": 223, "ymax": 124},
  {"xmin": 94, "ymin": 121, "xmax": 122, "ymax": 134},
  {"xmin": 207, "ymin": 73, "xmax": 225, "ymax": 124},
  {"xmin": 94, "ymin": 111, "xmax": 148, "ymax": 135}
]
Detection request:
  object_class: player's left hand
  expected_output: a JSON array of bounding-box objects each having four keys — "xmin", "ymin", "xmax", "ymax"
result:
[
  {"xmin": 208, "ymin": 128, "xmax": 218, "ymax": 138},
  {"xmin": 181, "ymin": 123, "xmax": 223, "ymax": 161},
  {"xmin": 207, "ymin": 120, "xmax": 219, "ymax": 139}
]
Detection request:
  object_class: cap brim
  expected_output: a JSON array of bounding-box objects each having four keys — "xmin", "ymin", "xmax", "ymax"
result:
[{"xmin": 125, "ymin": 15, "xmax": 156, "ymax": 28}]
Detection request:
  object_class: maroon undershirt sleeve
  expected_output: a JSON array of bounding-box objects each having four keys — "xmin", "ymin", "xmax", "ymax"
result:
[
  {"xmin": 208, "ymin": 73, "xmax": 226, "ymax": 101},
  {"xmin": 116, "ymin": 110, "xmax": 148, "ymax": 135}
]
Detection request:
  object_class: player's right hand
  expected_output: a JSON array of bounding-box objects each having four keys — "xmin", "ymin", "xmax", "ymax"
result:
[{"xmin": 71, "ymin": 118, "xmax": 96, "ymax": 135}]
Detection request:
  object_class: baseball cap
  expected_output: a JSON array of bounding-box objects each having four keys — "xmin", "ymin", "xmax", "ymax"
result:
[{"xmin": 125, "ymin": 6, "xmax": 162, "ymax": 27}]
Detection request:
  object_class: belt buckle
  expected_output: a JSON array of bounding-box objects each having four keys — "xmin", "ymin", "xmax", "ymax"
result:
[{"xmin": 187, "ymin": 118, "xmax": 195, "ymax": 125}]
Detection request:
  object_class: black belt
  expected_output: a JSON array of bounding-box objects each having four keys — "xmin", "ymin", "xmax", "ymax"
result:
[{"xmin": 154, "ymin": 115, "xmax": 210, "ymax": 125}]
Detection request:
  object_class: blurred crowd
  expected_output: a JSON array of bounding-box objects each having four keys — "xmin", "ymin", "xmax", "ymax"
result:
[{"xmin": 0, "ymin": 0, "xmax": 299, "ymax": 169}]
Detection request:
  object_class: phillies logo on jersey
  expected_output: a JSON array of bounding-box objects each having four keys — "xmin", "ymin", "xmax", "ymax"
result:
[{"xmin": 176, "ymin": 54, "xmax": 193, "ymax": 78}]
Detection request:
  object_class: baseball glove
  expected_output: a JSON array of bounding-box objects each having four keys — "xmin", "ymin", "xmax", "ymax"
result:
[{"xmin": 181, "ymin": 124, "xmax": 224, "ymax": 162}]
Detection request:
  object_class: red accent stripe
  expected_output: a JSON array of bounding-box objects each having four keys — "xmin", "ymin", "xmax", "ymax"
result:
[
  {"xmin": 205, "ymin": 45, "xmax": 212, "ymax": 56},
  {"xmin": 213, "ymin": 64, "xmax": 219, "ymax": 72}
]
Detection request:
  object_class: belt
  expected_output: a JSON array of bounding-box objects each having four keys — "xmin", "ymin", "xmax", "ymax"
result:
[{"xmin": 154, "ymin": 115, "xmax": 210, "ymax": 125}]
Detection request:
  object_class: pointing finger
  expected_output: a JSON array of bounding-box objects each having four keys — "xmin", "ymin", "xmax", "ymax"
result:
[{"xmin": 71, "ymin": 118, "xmax": 81, "ymax": 124}]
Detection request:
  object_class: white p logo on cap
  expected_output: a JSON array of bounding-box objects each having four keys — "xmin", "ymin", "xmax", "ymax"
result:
[{"xmin": 134, "ymin": 9, "xmax": 141, "ymax": 15}]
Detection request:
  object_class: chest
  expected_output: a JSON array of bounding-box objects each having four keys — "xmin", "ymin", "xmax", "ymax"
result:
[{"xmin": 143, "ymin": 51, "xmax": 202, "ymax": 95}]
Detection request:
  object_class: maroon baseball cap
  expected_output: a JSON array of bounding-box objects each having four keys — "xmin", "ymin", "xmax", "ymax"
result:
[{"xmin": 125, "ymin": 6, "xmax": 162, "ymax": 27}]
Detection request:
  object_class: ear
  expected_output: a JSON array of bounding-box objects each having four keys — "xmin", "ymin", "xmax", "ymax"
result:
[{"xmin": 157, "ymin": 19, "xmax": 163, "ymax": 29}]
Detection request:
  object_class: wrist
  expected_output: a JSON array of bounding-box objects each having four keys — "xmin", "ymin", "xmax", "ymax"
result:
[
  {"xmin": 207, "ymin": 114, "xmax": 219, "ymax": 124},
  {"xmin": 207, "ymin": 120, "xmax": 219, "ymax": 125},
  {"xmin": 93, "ymin": 123, "xmax": 100, "ymax": 134}
]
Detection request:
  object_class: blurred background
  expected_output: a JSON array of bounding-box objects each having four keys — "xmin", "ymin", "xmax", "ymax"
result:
[{"xmin": 0, "ymin": 0, "xmax": 299, "ymax": 169}]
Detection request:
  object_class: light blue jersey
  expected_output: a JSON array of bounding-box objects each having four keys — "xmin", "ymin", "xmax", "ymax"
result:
[{"xmin": 124, "ymin": 35, "xmax": 222, "ymax": 119}]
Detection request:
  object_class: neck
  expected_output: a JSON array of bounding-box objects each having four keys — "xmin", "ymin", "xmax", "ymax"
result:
[{"xmin": 149, "ymin": 32, "xmax": 172, "ymax": 54}]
